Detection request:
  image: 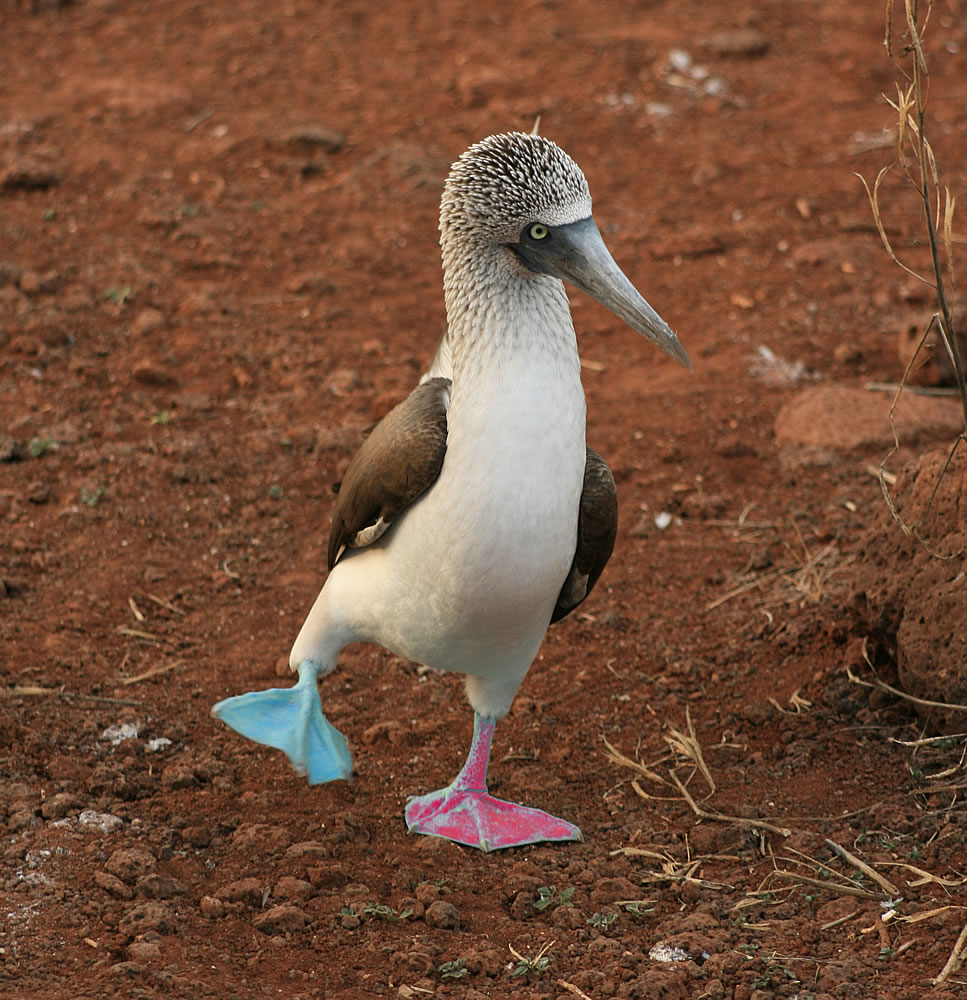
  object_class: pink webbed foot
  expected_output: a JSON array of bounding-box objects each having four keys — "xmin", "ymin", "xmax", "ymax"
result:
[
  {"xmin": 405, "ymin": 786, "xmax": 582, "ymax": 852},
  {"xmin": 404, "ymin": 712, "xmax": 582, "ymax": 852}
]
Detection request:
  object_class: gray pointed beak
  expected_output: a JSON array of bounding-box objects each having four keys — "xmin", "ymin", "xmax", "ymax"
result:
[{"xmin": 513, "ymin": 216, "xmax": 691, "ymax": 369}]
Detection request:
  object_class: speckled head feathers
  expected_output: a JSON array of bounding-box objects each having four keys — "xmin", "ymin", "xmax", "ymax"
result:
[{"xmin": 440, "ymin": 133, "xmax": 592, "ymax": 245}]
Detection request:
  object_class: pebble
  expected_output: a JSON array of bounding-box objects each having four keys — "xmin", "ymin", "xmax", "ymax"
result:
[
  {"xmin": 181, "ymin": 825, "xmax": 211, "ymax": 848},
  {"xmin": 199, "ymin": 895, "xmax": 225, "ymax": 918},
  {"xmin": 105, "ymin": 848, "xmax": 157, "ymax": 883},
  {"xmin": 424, "ymin": 899, "xmax": 460, "ymax": 930},
  {"xmin": 273, "ymin": 876, "xmax": 312, "ymax": 901},
  {"xmin": 0, "ymin": 153, "xmax": 61, "ymax": 191},
  {"xmin": 161, "ymin": 764, "xmax": 197, "ymax": 789},
  {"xmin": 95, "ymin": 870, "xmax": 134, "ymax": 900},
  {"xmin": 40, "ymin": 792, "xmax": 83, "ymax": 820},
  {"xmin": 127, "ymin": 940, "xmax": 162, "ymax": 962},
  {"xmin": 136, "ymin": 873, "xmax": 187, "ymax": 899},
  {"xmin": 118, "ymin": 901, "xmax": 177, "ymax": 938},
  {"xmin": 700, "ymin": 28, "xmax": 770, "ymax": 58},
  {"xmin": 215, "ymin": 878, "xmax": 264, "ymax": 906},
  {"xmin": 285, "ymin": 840, "xmax": 329, "ymax": 862},
  {"xmin": 253, "ymin": 903, "xmax": 309, "ymax": 935},
  {"xmin": 590, "ymin": 876, "xmax": 639, "ymax": 905},
  {"xmin": 18, "ymin": 269, "xmax": 61, "ymax": 295},
  {"xmin": 230, "ymin": 823, "xmax": 292, "ymax": 852},
  {"xmin": 131, "ymin": 308, "xmax": 164, "ymax": 336}
]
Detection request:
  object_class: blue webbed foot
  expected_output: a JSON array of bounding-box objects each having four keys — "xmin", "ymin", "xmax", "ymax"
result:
[{"xmin": 211, "ymin": 661, "xmax": 352, "ymax": 784}]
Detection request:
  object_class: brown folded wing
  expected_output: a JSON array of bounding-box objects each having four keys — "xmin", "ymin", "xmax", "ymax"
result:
[
  {"xmin": 327, "ymin": 377, "xmax": 451, "ymax": 570},
  {"xmin": 550, "ymin": 447, "xmax": 618, "ymax": 623}
]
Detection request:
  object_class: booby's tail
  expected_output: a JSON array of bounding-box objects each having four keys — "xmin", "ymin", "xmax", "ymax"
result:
[{"xmin": 211, "ymin": 660, "xmax": 352, "ymax": 784}]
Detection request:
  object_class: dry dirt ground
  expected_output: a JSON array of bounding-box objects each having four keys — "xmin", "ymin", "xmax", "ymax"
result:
[{"xmin": 2, "ymin": 2, "xmax": 967, "ymax": 999}]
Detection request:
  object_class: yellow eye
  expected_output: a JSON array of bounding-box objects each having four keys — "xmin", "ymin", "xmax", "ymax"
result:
[{"xmin": 528, "ymin": 223, "xmax": 549, "ymax": 240}]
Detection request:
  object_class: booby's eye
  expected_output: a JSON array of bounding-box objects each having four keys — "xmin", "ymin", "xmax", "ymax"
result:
[{"xmin": 527, "ymin": 223, "xmax": 549, "ymax": 240}]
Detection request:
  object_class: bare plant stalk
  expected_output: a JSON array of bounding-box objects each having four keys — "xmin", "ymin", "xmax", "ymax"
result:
[{"xmin": 863, "ymin": 1, "xmax": 967, "ymax": 541}]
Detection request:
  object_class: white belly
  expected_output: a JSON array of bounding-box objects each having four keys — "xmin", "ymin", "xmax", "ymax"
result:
[{"xmin": 289, "ymin": 275, "xmax": 588, "ymax": 716}]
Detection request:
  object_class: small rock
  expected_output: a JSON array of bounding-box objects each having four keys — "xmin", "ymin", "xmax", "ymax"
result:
[
  {"xmin": 0, "ymin": 153, "xmax": 61, "ymax": 191},
  {"xmin": 131, "ymin": 360, "xmax": 178, "ymax": 387},
  {"xmin": 551, "ymin": 905, "xmax": 586, "ymax": 929},
  {"xmin": 77, "ymin": 809, "xmax": 123, "ymax": 833},
  {"xmin": 18, "ymin": 269, "xmax": 60, "ymax": 295},
  {"xmin": 361, "ymin": 720, "xmax": 403, "ymax": 745},
  {"xmin": 414, "ymin": 882, "xmax": 440, "ymax": 905},
  {"xmin": 161, "ymin": 763, "xmax": 197, "ymax": 789},
  {"xmin": 7, "ymin": 810, "xmax": 37, "ymax": 832},
  {"xmin": 0, "ymin": 262, "xmax": 23, "ymax": 287},
  {"xmin": 127, "ymin": 940, "xmax": 162, "ymax": 962},
  {"xmin": 105, "ymin": 848, "xmax": 157, "ymax": 884},
  {"xmin": 27, "ymin": 482, "xmax": 52, "ymax": 504},
  {"xmin": 285, "ymin": 840, "xmax": 329, "ymax": 862},
  {"xmin": 118, "ymin": 901, "xmax": 176, "ymax": 938},
  {"xmin": 0, "ymin": 434, "xmax": 20, "ymax": 462},
  {"xmin": 231, "ymin": 823, "xmax": 292, "ymax": 853},
  {"xmin": 701, "ymin": 28, "xmax": 770, "ymax": 58},
  {"xmin": 285, "ymin": 272, "xmax": 335, "ymax": 295},
  {"xmin": 509, "ymin": 890, "xmax": 535, "ymax": 921},
  {"xmin": 252, "ymin": 903, "xmax": 309, "ymax": 935},
  {"xmin": 215, "ymin": 878, "xmax": 264, "ymax": 906},
  {"xmin": 40, "ymin": 792, "xmax": 83, "ymax": 820},
  {"xmin": 424, "ymin": 899, "xmax": 460, "ymax": 930},
  {"xmin": 590, "ymin": 876, "xmax": 639, "ymax": 906},
  {"xmin": 109, "ymin": 961, "xmax": 146, "ymax": 979},
  {"xmin": 95, "ymin": 870, "xmax": 134, "ymax": 900},
  {"xmin": 131, "ymin": 308, "xmax": 164, "ymax": 336},
  {"xmin": 199, "ymin": 895, "xmax": 225, "ymax": 918},
  {"xmin": 274, "ymin": 876, "xmax": 312, "ymax": 901},
  {"xmin": 136, "ymin": 873, "xmax": 187, "ymax": 899},
  {"xmin": 276, "ymin": 126, "xmax": 346, "ymax": 153}
]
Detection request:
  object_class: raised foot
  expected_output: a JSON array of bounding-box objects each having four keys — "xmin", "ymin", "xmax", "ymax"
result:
[
  {"xmin": 211, "ymin": 661, "xmax": 352, "ymax": 785},
  {"xmin": 405, "ymin": 788, "xmax": 582, "ymax": 852}
]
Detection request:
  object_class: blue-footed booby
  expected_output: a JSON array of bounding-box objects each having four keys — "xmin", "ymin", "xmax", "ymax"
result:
[{"xmin": 212, "ymin": 132, "xmax": 690, "ymax": 851}]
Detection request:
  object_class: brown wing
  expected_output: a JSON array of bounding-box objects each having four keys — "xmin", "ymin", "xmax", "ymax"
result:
[
  {"xmin": 550, "ymin": 447, "xmax": 618, "ymax": 624},
  {"xmin": 327, "ymin": 377, "xmax": 450, "ymax": 570}
]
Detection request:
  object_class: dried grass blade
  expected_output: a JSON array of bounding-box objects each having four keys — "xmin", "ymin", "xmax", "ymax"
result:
[{"xmin": 824, "ymin": 838, "xmax": 901, "ymax": 896}]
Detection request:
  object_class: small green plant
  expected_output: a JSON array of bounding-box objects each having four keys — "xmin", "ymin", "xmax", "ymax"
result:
[
  {"xmin": 28, "ymin": 436, "xmax": 54, "ymax": 458},
  {"xmin": 510, "ymin": 940, "xmax": 554, "ymax": 980},
  {"xmin": 42, "ymin": 208, "xmax": 56, "ymax": 221},
  {"xmin": 105, "ymin": 285, "xmax": 133, "ymax": 306},
  {"xmin": 587, "ymin": 911, "xmax": 618, "ymax": 930},
  {"xmin": 268, "ymin": 484, "xmax": 283, "ymax": 500},
  {"xmin": 749, "ymin": 951, "xmax": 799, "ymax": 990},
  {"xmin": 80, "ymin": 486, "xmax": 106, "ymax": 507},
  {"xmin": 362, "ymin": 901, "xmax": 412, "ymax": 923},
  {"xmin": 338, "ymin": 905, "xmax": 357, "ymax": 918},
  {"xmin": 533, "ymin": 885, "xmax": 574, "ymax": 912},
  {"xmin": 177, "ymin": 202, "xmax": 201, "ymax": 218},
  {"xmin": 438, "ymin": 959, "xmax": 469, "ymax": 980},
  {"xmin": 151, "ymin": 410, "xmax": 171, "ymax": 426},
  {"xmin": 879, "ymin": 946, "xmax": 895, "ymax": 961},
  {"xmin": 623, "ymin": 901, "xmax": 654, "ymax": 918}
]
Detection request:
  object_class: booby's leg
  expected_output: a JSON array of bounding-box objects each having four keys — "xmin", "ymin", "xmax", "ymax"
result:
[
  {"xmin": 404, "ymin": 713, "xmax": 582, "ymax": 851},
  {"xmin": 211, "ymin": 660, "xmax": 352, "ymax": 785}
]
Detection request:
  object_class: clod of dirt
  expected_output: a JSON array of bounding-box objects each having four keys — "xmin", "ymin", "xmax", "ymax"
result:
[
  {"xmin": 252, "ymin": 903, "xmax": 309, "ymax": 935},
  {"xmin": 849, "ymin": 446, "xmax": 967, "ymax": 731},
  {"xmin": 700, "ymin": 29, "xmax": 770, "ymax": 58},
  {"xmin": 424, "ymin": 899, "xmax": 461, "ymax": 930},
  {"xmin": 39, "ymin": 792, "xmax": 82, "ymax": 820},
  {"xmin": 104, "ymin": 848, "xmax": 157, "ymax": 883},
  {"xmin": 118, "ymin": 901, "xmax": 177, "ymax": 938}
]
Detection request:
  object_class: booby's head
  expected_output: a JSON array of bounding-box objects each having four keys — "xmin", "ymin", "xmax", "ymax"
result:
[{"xmin": 440, "ymin": 132, "xmax": 690, "ymax": 369}]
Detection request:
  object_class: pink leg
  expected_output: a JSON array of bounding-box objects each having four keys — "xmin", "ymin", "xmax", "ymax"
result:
[{"xmin": 404, "ymin": 713, "xmax": 582, "ymax": 852}]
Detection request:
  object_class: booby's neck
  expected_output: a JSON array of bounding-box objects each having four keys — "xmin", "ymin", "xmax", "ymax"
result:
[{"xmin": 441, "ymin": 244, "xmax": 581, "ymax": 384}]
